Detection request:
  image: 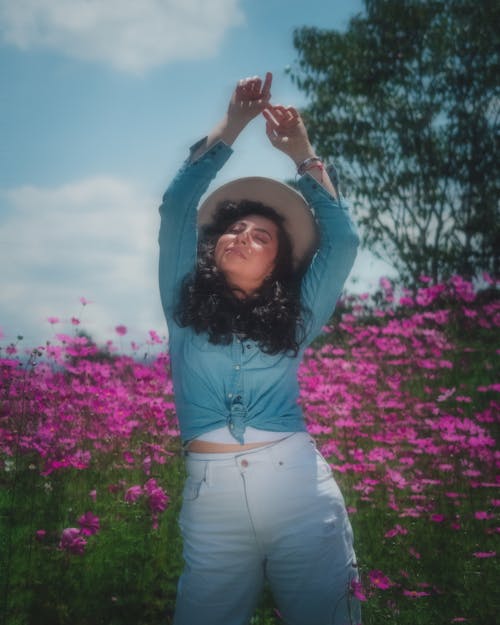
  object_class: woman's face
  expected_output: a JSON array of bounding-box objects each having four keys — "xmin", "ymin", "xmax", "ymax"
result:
[{"xmin": 214, "ymin": 214, "xmax": 279, "ymax": 296}]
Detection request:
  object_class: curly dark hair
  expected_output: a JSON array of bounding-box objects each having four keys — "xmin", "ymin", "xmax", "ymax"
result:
[{"xmin": 175, "ymin": 199, "xmax": 308, "ymax": 356}]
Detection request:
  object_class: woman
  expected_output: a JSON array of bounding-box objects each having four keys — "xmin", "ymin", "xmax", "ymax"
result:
[{"xmin": 158, "ymin": 72, "xmax": 361, "ymax": 625}]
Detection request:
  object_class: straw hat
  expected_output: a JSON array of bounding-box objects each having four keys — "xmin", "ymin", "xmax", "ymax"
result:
[{"xmin": 197, "ymin": 177, "xmax": 319, "ymax": 269}]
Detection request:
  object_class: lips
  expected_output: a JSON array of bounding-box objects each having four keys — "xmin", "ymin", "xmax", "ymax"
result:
[{"xmin": 226, "ymin": 246, "xmax": 247, "ymax": 259}]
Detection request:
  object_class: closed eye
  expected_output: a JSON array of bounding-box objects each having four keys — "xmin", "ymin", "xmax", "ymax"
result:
[{"xmin": 255, "ymin": 233, "xmax": 271, "ymax": 244}]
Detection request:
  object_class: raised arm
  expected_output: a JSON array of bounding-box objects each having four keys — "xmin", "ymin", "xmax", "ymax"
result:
[
  {"xmin": 158, "ymin": 73, "xmax": 273, "ymax": 324},
  {"xmin": 190, "ymin": 72, "xmax": 273, "ymax": 160},
  {"xmin": 263, "ymin": 105, "xmax": 359, "ymax": 343},
  {"xmin": 263, "ymin": 104, "xmax": 338, "ymax": 200}
]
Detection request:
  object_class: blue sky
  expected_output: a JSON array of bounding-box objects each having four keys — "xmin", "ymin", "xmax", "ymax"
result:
[{"xmin": 0, "ymin": 0, "xmax": 396, "ymax": 350}]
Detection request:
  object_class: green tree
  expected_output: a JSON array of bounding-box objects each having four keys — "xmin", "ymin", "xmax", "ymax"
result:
[{"xmin": 288, "ymin": 0, "xmax": 499, "ymax": 286}]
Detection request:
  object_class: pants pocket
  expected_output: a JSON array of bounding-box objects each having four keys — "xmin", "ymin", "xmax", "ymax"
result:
[
  {"xmin": 182, "ymin": 475, "xmax": 205, "ymax": 501},
  {"xmin": 181, "ymin": 459, "xmax": 209, "ymax": 502}
]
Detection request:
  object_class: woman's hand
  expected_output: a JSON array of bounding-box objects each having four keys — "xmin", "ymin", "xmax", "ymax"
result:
[
  {"xmin": 227, "ymin": 73, "xmax": 273, "ymax": 128},
  {"xmin": 264, "ymin": 105, "xmax": 338, "ymax": 199},
  {"xmin": 193, "ymin": 73, "xmax": 273, "ymax": 158},
  {"xmin": 263, "ymin": 105, "xmax": 315, "ymax": 165}
]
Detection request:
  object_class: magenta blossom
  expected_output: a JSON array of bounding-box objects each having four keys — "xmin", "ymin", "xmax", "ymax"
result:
[
  {"xmin": 115, "ymin": 325, "xmax": 127, "ymax": 336},
  {"xmin": 368, "ymin": 569, "xmax": 392, "ymax": 590},
  {"xmin": 148, "ymin": 329, "xmax": 163, "ymax": 344},
  {"xmin": 123, "ymin": 451, "xmax": 134, "ymax": 464},
  {"xmin": 403, "ymin": 589, "xmax": 431, "ymax": 598},
  {"xmin": 473, "ymin": 551, "xmax": 496, "ymax": 558},
  {"xmin": 350, "ymin": 579, "xmax": 367, "ymax": 601},
  {"xmin": 145, "ymin": 478, "xmax": 169, "ymax": 513},
  {"xmin": 124, "ymin": 485, "xmax": 143, "ymax": 503},
  {"xmin": 385, "ymin": 524, "xmax": 408, "ymax": 538},
  {"xmin": 77, "ymin": 511, "xmax": 100, "ymax": 536},
  {"xmin": 474, "ymin": 511, "xmax": 494, "ymax": 520},
  {"xmin": 59, "ymin": 528, "xmax": 87, "ymax": 555}
]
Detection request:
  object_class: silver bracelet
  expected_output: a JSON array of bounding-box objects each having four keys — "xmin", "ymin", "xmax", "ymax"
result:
[{"xmin": 297, "ymin": 156, "xmax": 322, "ymax": 176}]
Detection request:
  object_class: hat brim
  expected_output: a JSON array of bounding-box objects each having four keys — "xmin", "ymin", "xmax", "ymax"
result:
[{"xmin": 197, "ymin": 177, "xmax": 319, "ymax": 270}]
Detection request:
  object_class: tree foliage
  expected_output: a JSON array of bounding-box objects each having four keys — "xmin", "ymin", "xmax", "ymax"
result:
[{"xmin": 288, "ymin": 0, "xmax": 499, "ymax": 286}]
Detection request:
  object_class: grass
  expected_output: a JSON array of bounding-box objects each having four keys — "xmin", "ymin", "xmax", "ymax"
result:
[{"xmin": 1, "ymin": 277, "xmax": 498, "ymax": 624}]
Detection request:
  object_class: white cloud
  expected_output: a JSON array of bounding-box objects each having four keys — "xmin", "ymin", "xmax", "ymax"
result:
[
  {"xmin": 0, "ymin": 176, "xmax": 169, "ymax": 349},
  {"xmin": 0, "ymin": 176, "xmax": 396, "ymax": 352},
  {"xmin": 0, "ymin": 0, "xmax": 245, "ymax": 73}
]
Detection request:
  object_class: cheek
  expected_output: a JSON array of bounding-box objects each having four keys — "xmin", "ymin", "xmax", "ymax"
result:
[
  {"xmin": 214, "ymin": 236, "xmax": 229, "ymax": 264},
  {"xmin": 264, "ymin": 243, "xmax": 279, "ymax": 267}
]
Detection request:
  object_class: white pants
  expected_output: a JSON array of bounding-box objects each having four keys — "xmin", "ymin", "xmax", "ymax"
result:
[{"xmin": 174, "ymin": 432, "xmax": 361, "ymax": 625}]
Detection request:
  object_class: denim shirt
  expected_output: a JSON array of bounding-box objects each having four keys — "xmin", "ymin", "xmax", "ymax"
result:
[{"xmin": 158, "ymin": 139, "xmax": 359, "ymax": 444}]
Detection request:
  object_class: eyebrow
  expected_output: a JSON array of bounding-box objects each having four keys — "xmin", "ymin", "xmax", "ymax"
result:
[{"xmin": 233, "ymin": 220, "xmax": 274, "ymax": 239}]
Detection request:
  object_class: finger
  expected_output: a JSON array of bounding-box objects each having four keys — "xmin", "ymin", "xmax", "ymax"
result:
[
  {"xmin": 273, "ymin": 105, "xmax": 299, "ymax": 126},
  {"xmin": 261, "ymin": 72, "xmax": 273, "ymax": 98},
  {"xmin": 265, "ymin": 119, "xmax": 278, "ymax": 144},
  {"xmin": 269, "ymin": 105, "xmax": 287, "ymax": 121},
  {"xmin": 262, "ymin": 107, "xmax": 279, "ymax": 126},
  {"xmin": 250, "ymin": 76, "xmax": 262, "ymax": 97}
]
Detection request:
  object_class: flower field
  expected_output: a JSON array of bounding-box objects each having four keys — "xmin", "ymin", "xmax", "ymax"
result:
[{"xmin": 1, "ymin": 275, "xmax": 499, "ymax": 625}]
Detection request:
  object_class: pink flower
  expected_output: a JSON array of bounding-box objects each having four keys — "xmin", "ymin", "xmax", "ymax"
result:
[
  {"xmin": 350, "ymin": 579, "xmax": 367, "ymax": 601},
  {"xmin": 143, "ymin": 455, "xmax": 152, "ymax": 475},
  {"xmin": 472, "ymin": 551, "xmax": 496, "ymax": 558},
  {"xmin": 148, "ymin": 330, "xmax": 163, "ymax": 344},
  {"xmin": 124, "ymin": 485, "xmax": 143, "ymax": 503},
  {"xmin": 71, "ymin": 317, "xmax": 80, "ymax": 325},
  {"xmin": 77, "ymin": 511, "xmax": 100, "ymax": 536},
  {"xmin": 59, "ymin": 528, "xmax": 87, "ymax": 555},
  {"xmin": 368, "ymin": 569, "xmax": 392, "ymax": 590},
  {"xmin": 145, "ymin": 478, "xmax": 169, "ymax": 513},
  {"xmin": 409, "ymin": 547, "xmax": 421, "ymax": 559},
  {"xmin": 385, "ymin": 524, "xmax": 408, "ymax": 538},
  {"xmin": 437, "ymin": 387, "xmax": 456, "ymax": 402},
  {"xmin": 474, "ymin": 511, "xmax": 494, "ymax": 520},
  {"xmin": 35, "ymin": 529, "xmax": 46, "ymax": 541},
  {"xmin": 123, "ymin": 451, "xmax": 135, "ymax": 464},
  {"xmin": 89, "ymin": 490, "xmax": 97, "ymax": 501},
  {"xmin": 115, "ymin": 325, "xmax": 127, "ymax": 336},
  {"xmin": 47, "ymin": 317, "xmax": 60, "ymax": 324},
  {"xmin": 403, "ymin": 589, "xmax": 430, "ymax": 598},
  {"xmin": 430, "ymin": 514, "xmax": 446, "ymax": 523}
]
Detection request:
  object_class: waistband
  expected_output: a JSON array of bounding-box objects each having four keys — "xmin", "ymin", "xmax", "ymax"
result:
[{"xmin": 183, "ymin": 431, "xmax": 315, "ymax": 464}]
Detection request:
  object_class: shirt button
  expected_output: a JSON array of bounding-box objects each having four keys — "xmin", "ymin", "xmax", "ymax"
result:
[
  {"xmin": 227, "ymin": 393, "xmax": 233, "ymax": 399},
  {"xmin": 241, "ymin": 459, "xmax": 249, "ymax": 467},
  {"xmin": 234, "ymin": 365, "xmax": 240, "ymax": 370}
]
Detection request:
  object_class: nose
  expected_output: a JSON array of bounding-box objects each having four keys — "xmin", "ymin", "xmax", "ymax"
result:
[{"xmin": 236, "ymin": 229, "xmax": 249, "ymax": 245}]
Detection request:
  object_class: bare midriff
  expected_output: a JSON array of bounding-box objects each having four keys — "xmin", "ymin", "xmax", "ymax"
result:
[{"xmin": 185, "ymin": 439, "xmax": 282, "ymax": 453}]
